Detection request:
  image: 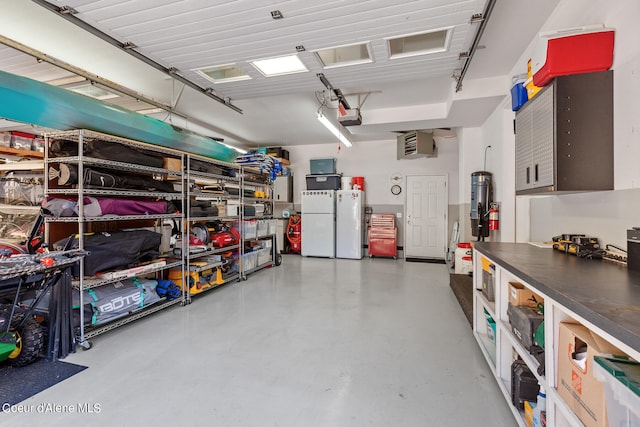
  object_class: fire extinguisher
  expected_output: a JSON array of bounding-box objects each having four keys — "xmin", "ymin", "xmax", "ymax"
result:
[{"xmin": 489, "ymin": 203, "xmax": 499, "ymax": 231}]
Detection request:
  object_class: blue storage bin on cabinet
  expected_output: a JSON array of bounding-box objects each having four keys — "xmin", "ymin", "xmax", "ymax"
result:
[{"xmin": 511, "ymin": 82, "xmax": 529, "ymax": 111}]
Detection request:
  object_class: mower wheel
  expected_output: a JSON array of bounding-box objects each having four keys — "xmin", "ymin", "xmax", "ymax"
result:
[{"xmin": 7, "ymin": 314, "xmax": 44, "ymax": 366}]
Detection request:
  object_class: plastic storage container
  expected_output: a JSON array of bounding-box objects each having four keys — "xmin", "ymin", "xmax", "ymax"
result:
[
  {"xmin": 0, "ymin": 132, "xmax": 11, "ymax": 147},
  {"xmin": 484, "ymin": 308, "xmax": 496, "ymax": 343},
  {"xmin": 31, "ymin": 138, "xmax": 45, "ymax": 152},
  {"xmin": 306, "ymin": 174, "xmax": 341, "ymax": 190},
  {"xmin": 232, "ymin": 251, "xmax": 258, "ymax": 272},
  {"xmin": 310, "ymin": 158, "xmax": 336, "ymax": 175},
  {"xmin": 257, "ymin": 248, "xmax": 271, "ymax": 266},
  {"xmin": 267, "ymin": 219, "xmax": 277, "ymax": 235},
  {"xmin": 593, "ymin": 355, "xmax": 640, "ymax": 427},
  {"xmin": 511, "ymin": 74, "xmax": 529, "ymax": 112},
  {"xmin": 10, "ymin": 134, "xmax": 33, "ymax": 150},
  {"xmin": 232, "ymin": 220, "xmax": 257, "ymax": 239},
  {"xmin": 511, "ymin": 82, "xmax": 528, "ymax": 112},
  {"xmin": 531, "ymin": 26, "xmax": 615, "ymax": 87},
  {"xmin": 256, "ymin": 219, "xmax": 268, "ymax": 237}
]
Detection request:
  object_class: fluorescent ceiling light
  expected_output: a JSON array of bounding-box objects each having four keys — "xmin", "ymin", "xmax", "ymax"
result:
[
  {"xmin": 387, "ymin": 27, "xmax": 453, "ymax": 59},
  {"xmin": 315, "ymin": 42, "xmax": 373, "ymax": 68},
  {"xmin": 195, "ymin": 64, "xmax": 251, "ymax": 84},
  {"xmin": 47, "ymin": 75, "xmax": 87, "ymax": 86},
  {"xmin": 136, "ymin": 107, "xmax": 164, "ymax": 115},
  {"xmin": 69, "ymin": 84, "xmax": 119, "ymax": 100},
  {"xmin": 250, "ymin": 54, "xmax": 308, "ymax": 77},
  {"xmin": 317, "ymin": 111, "xmax": 352, "ymax": 147}
]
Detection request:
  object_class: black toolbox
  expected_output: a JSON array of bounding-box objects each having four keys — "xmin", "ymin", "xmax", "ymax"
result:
[
  {"xmin": 507, "ymin": 303, "xmax": 544, "ymax": 350},
  {"xmin": 511, "ymin": 360, "xmax": 539, "ymax": 409}
]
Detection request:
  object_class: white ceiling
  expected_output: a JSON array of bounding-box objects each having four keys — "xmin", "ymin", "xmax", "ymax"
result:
[{"xmin": 0, "ymin": 0, "xmax": 561, "ymax": 150}]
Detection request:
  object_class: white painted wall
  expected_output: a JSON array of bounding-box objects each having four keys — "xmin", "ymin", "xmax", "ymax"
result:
[
  {"xmin": 490, "ymin": 0, "xmax": 640, "ymax": 246},
  {"xmin": 284, "ymin": 0, "xmax": 640, "ymax": 251},
  {"xmin": 286, "ymin": 137, "xmax": 459, "ymax": 207},
  {"xmin": 457, "ymin": 127, "xmax": 482, "ymax": 242},
  {"xmin": 475, "ymin": 98, "xmax": 517, "ymax": 243},
  {"xmin": 457, "ymin": 99, "xmax": 517, "ymax": 243},
  {"xmin": 529, "ymin": 189, "xmax": 640, "ymax": 247}
]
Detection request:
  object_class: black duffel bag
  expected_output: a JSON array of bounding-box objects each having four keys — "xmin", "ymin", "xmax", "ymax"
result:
[
  {"xmin": 54, "ymin": 229, "xmax": 161, "ymax": 277},
  {"xmin": 56, "ymin": 164, "xmax": 176, "ymax": 193},
  {"xmin": 49, "ymin": 138, "xmax": 164, "ymax": 168}
]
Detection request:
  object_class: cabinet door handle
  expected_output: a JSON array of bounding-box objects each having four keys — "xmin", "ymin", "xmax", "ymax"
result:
[
  {"xmin": 526, "ymin": 167, "xmax": 530, "ymax": 184},
  {"xmin": 535, "ymin": 164, "xmax": 539, "ymax": 182}
]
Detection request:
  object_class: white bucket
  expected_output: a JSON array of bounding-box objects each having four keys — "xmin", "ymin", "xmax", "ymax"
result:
[
  {"xmin": 341, "ymin": 176, "xmax": 353, "ymax": 190},
  {"xmin": 454, "ymin": 243, "xmax": 473, "ymax": 274},
  {"xmin": 159, "ymin": 223, "xmax": 174, "ymax": 254}
]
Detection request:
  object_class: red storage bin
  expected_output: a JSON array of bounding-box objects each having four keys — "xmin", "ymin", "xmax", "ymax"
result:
[{"xmin": 531, "ymin": 27, "xmax": 614, "ymax": 87}]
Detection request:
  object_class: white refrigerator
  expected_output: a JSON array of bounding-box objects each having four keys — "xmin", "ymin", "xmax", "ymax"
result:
[
  {"xmin": 301, "ymin": 190, "xmax": 336, "ymax": 258},
  {"xmin": 336, "ymin": 190, "xmax": 365, "ymax": 259}
]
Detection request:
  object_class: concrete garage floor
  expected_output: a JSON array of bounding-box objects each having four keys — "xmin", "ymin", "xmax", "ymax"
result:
[{"xmin": 0, "ymin": 256, "xmax": 515, "ymax": 427}]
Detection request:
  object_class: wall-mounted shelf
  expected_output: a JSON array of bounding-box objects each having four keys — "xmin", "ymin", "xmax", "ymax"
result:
[{"xmin": 0, "ymin": 147, "xmax": 44, "ymax": 159}]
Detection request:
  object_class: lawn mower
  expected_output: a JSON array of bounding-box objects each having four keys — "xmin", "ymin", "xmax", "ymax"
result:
[
  {"xmin": 0, "ymin": 208, "xmax": 85, "ymax": 366},
  {"xmin": 0, "ymin": 249, "xmax": 86, "ymax": 366}
]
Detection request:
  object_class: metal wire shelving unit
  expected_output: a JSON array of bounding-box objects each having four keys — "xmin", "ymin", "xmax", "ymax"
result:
[{"xmin": 44, "ymin": 129, "xmax": 186, "ymax": 349}]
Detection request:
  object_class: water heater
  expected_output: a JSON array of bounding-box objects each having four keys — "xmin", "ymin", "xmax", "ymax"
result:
[{"xmin": 471, "ymin": 171, "xmax": 493, "ymax": 239}]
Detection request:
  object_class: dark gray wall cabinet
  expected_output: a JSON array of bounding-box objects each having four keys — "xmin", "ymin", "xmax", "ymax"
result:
[{"xmin": 515, "ymin": 71, "xmax": 613, "ymax": 195}]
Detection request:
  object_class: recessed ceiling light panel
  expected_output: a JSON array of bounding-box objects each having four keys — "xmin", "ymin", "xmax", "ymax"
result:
[
  {"xmin": 250, "ymin": 54, "xmax": 308, "ymax": 77},
  {"xmin": 70, "ymin": 84, "xmax": 119, "ymax": 100},
  {"xmin": 387, "ymin": 27, "xmax": 453, "ymax": 59},
  {"xmin": 194, "ymin": 64, "xmax": 251, "ymax": 84},
  {"xmin": 314, "ymin": 42, "xmax": 373, "ymax": 69}
]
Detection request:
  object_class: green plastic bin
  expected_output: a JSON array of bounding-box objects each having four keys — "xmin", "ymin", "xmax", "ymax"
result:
[{"xmin": 593, "ymin": 355, "xmax": 640, "ymax": 427}]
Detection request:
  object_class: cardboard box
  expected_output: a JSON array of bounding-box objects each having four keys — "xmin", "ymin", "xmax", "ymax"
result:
[
  {"xmin": 557, "ymin": 322, "xmax": 622, "ymax": 427},
  {"xmin": 163, "ymin": 157, "xmax": 182, "ymax": 172},
  {"xmin": 509, "ymin": 282, "xmax": 543, "ymax": 308},
  {"xmin": 215, "ymin": 203, "xmax": 226, "ymax": 217}
]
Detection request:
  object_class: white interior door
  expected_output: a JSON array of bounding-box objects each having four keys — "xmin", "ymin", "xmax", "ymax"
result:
[{"xmin": 404, "ymin": 175, "xmax": 447, "ymax": 259}]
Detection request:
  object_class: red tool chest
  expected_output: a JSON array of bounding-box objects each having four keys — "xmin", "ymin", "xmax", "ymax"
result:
[{"xmin": 368, "ymin": 214, "xmax": 397, "ymax": 259}]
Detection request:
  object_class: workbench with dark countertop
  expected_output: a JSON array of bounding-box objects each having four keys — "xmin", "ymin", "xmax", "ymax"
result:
[{"xmin": 474, "ymin": 242, "xmax": 640, "ymax": 355}]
